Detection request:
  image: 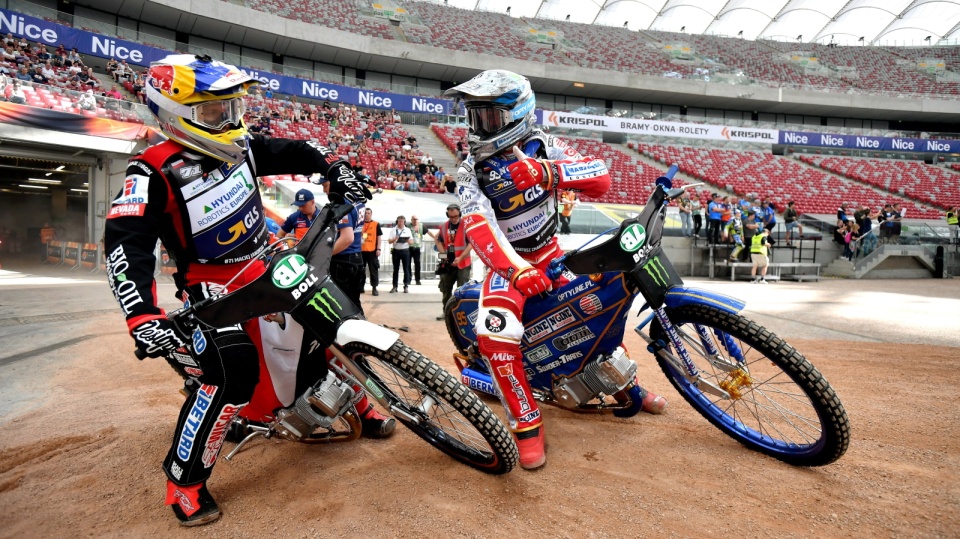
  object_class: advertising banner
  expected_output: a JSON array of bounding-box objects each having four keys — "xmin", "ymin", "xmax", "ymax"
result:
[
  {"xmin": 779, "ymin": 130, "xmax": 959, "ymax": 154},
  {"xmin": 537, "ymin": 110, "xmax": 779, "ymax": 143},
  {"xmin": 0, "ymin": 8, "xmax": 453, "ymax": 115}
]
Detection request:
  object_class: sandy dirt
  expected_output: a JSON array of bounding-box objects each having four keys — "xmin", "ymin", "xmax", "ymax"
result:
[{"xmin": 0, "ymin": 273, "xmax": 958, "ymax": 538}]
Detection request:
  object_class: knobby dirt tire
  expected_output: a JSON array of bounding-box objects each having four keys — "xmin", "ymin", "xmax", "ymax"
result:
[
  {"xmin": 343, "ymin": 340, "xmax": 518, "ymax": 474},
  {"xmin": 651, "ymin": 304, "xmax": 850, "ymax": 466}
]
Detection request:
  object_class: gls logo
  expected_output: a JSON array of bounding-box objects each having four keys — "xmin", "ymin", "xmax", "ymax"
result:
[
  {"xmin": 499, "ymin": 184, "xmax": 544, "ymax": 212},
  {"xmin": 216, "ymin": 207, "xmax": 260, "ymax": 245}
]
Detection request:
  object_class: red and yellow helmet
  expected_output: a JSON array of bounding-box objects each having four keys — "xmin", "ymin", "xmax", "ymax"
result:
[{"xmin": 146, "ymin": 54, "xmax": 256, "ymax": 163}]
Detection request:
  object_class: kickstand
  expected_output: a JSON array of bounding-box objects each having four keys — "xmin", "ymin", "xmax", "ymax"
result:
[{"xmin": 224, "ymin": 429, "xmax": 267, "ymax": 461}]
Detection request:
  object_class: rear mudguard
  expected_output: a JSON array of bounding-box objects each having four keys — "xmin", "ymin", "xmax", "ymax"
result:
[
  {"xmin": 664, "ymin": 286, "xmax": 745, "ymax": 316},
  {"xmin": 335, "ymin": 319, "xmax": 400, "ymax": 351}
]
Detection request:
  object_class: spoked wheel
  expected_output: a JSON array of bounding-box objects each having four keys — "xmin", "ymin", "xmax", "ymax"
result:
[
  {"xmin": 342, "ymin": 341, "xmax": 518, "ymax": 474},
  {"xmin": 650, "ymin": 304, "xmax": 850, "ymax": 466}
]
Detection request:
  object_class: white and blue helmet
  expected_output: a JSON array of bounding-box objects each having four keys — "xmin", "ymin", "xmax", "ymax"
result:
[{"xmin": 444, "ymin": 70, "xmax": 536, "ymax": 161}]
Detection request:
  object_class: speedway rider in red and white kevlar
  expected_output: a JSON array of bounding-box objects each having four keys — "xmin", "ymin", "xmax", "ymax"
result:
[
  {"xmin": 103, "ymin": 54, "xmax": 387, "ymax": 526},
  {"xmin": 445, "ymin": 70, "xmax": 666, "ymax": 470}
]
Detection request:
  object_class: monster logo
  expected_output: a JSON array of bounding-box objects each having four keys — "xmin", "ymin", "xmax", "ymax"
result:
[
  {"xmin": 307, "ymin": 288, "xmax": 342, "ymax": 322},
  {"xmin": 643, "ymin": 256, "xmax": 669, "ymax": 287}
]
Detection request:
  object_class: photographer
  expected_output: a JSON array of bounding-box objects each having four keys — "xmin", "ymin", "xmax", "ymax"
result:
[
  {"xmin": 434, "ymin": 203, "xmax": 472, "ymax": 320},
  {"xmin": 388, "ymin": 215, "xmax": 412, "ymax": 293}
]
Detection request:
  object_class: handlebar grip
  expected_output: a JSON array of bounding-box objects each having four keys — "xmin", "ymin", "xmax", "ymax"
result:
[
  {"xmin": 664, "ymin": 164, "xmax": 679, "ymax": 180},
  {"xmin": 134, "ymin": 348, "xmax": 147, "ymax": 360}
]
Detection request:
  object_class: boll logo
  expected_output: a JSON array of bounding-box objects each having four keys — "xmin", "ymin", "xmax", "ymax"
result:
[
  {"xmin": 271, "ymin": 254, "xmax": 309, "ymax": 288},
  {"xmin": 619, "ymin": 224, "xmax": 646, "ymax": 252}
]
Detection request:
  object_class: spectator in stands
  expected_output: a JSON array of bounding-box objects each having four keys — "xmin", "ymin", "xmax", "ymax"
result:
[
  {"xmin": 3, "ymin": 34, "xmax": 14, "ymax": 47},
  {"xmin": 405, "ymin": 175, "xmax": 420, "ymax": 192},
  {"xmin": 7, "ymin": 80, "xmax": 25, "ymax": 104},
  {"xmin": 707, "ymin": 193, "xmax": 723, "ymax": 244},
  {"xmin": 677, "ymin": 193, "xmax": 692, "ymax": 237},
  {"xmin": 106, "ymin": 84, "xmax": 123, "ymax": 101},
  {"xmin": 29, "ymin": 66, "xmax": 47, "ymax": 85},
  {"xmin": 76, "ymin": 89, "xmax": 96, "ymax": 111},
  {"xmin": 854, "ymin": 206, "xmax": 875, "ymax": 256},
  {"xmin": 15, "ymin": 66, "xmax": 31, "ymax": 82},
  {"xmin": 892, "ymin": 203, "xmax": 904, "ymax": 244},
  {"xmin": 783, "ymin": 201, "xmax": 801, "ymax": 246},
  {"xmin": 948, "ymin": 206, "xmax": 958, "ymax": 245},
  {"xmin": 762, "ymin": 200, "xmax": 777, "ymax": 233},
  {"xmin": 690, "ymin": 196, "xmax": 703, "ymax": 238},
  {"xmin": 750, "ymin": 228, "xmax": 772, "ymax": 284},
  {"xmin": 40, "ymin": 61, "xmax": 55, "ymax": 81},
  {"xmin": 0, "ymin": 71, "xmax": 7, "ymax": 97},
  {"xmin": 726, "ymin": 209, "xmax": 745, "ymax": 262},
  {"xmin": 36, "ymin": 46, "xmax": 50, "ymax": 63},
  {"xmin": 439, "ymin": 169, "xmax": 456, "ymax": 195},
  {"xmin": 878, "ymin": 203, "xmax": 896, "ymax": 245},
  {"xmin": 105, "ymin": 58, "xmax": 118, "ymax": 77},
  {"xmin": 842, "ymin": 223, "xmax": 861, "ymax": 261},
  {"xmin": 113, "ymin": 59, "xmax": 129, "ymax": 82},
  {"xmin": 66, "ymin": 48, "xmax": 83, "ymax": 68},
  {"xmin": 2, "ymin": 46, "xmax": 16, "ymax": 63},
  {"xmin": 837, "ymin": 203, "xmax": 850, "ymax": 225}
]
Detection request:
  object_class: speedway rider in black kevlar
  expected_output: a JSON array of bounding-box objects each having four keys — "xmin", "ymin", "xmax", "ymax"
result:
[{"xmin": 103, "ymin": 54, "xmax": 385, "ymax": 527}]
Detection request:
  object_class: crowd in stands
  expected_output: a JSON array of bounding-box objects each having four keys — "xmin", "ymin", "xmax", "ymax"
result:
[
  {"xmin": 0, "ymin": 34, "xmax": 144, "ymax": 122},
  {"xmin": 245, "ymin": 92, "xmax": 451, "ymax": 193},
  {"xmin": 232, "ymin": 0, "xmax": 960, "ymax": 98}
]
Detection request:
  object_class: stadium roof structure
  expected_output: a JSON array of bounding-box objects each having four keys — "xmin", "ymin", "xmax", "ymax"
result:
[{"xmin": 420, "ymin": 0, "xmax": 960, "ymax": 46}]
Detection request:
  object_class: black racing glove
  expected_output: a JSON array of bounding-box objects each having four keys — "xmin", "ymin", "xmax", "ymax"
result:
[
  {"xmin": 326, "ymin": 163, "xmax": 375, "ymax": 205},
  {"xmin": 131, "ymin": 316, "xmax": 190, "ymax": 358}
]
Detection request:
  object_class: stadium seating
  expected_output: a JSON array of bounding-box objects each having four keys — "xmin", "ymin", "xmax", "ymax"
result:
[
  {"xmin": 225, "ymin": 0, "xmax": 960, "ymax": 98},
  {"xmin": 799, "ymin": 155, "xmax": 960, "ymax": 210},
  {"xmin": 634, "ymin": 143, "xmax": 941, "ymax": 219}
]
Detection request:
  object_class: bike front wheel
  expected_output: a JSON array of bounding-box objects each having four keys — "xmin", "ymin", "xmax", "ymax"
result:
[
  {"xmin": 342, "ymin": 341, "xmax": 518, "ymax": 474},
  {"xmin": 650, "ymin": 304, "xmax": 850, "ymax": 466}
]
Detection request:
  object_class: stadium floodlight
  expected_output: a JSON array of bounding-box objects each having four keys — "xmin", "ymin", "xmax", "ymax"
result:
[
  {"xmin": 566, "ymin": 14, "xmax": 570, "ymax": 21},
  {"xmin": 796, "ymin": 34, "xmax": 802, "ymax": 41},
  {"xmin": 624, "ymin": 21, "xmax": 628, "ymax": 27},
  {"xmin": 506, "ymin": 6, "xmax": 510, "ymax": 14},
  {"xmin": 680, "ymin": 26, "xmax": 685, "ymax": 32},
  {"xmin": 18, "ymin": 184, "xmax": 48, "ymax": 189},
  {"xmin": 738, "ymin": 30, "xmax": 743, "ymax": 37},
  {"xmin": 27, "ymin": 178, "xmax": 62, "ymax": 185},
  {"xmin": 924, "ymin": 36, "xmax": 932, "ymax": 43}
]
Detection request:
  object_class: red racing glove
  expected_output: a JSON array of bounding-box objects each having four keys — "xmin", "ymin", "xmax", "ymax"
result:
[
  {"xmin": 513, "ymin": 267, "xmax": 552, "ymax": 297},
  {"xmin": 508, "ymin": 146, "xmax": 555, "ymax": 191}
]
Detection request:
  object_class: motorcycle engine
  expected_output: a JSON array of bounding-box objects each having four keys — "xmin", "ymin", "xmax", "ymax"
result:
[
  {"xmin": 275, "ymin": 371, "xmax": 356, "ymax": 440},
  {"xmin": 552, "ymin": 347, "xmax": 637, "ymax": 409}
]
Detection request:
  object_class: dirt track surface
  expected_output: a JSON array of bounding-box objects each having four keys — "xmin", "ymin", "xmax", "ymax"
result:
[{"xmin": 0, "ymin": 269, "xmax": 958, "ymax": 538}]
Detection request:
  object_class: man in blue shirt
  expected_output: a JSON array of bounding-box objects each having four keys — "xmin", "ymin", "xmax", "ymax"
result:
[
  {"xmin": 279, "ymin": 188, "xmax": 320, "ymax": 242},
  {"xmin": 707, "ymin": 193, "xmax": 723, "ymax": 244},
  {"xmin": 762, "ymin": 200, "xmax": 777, "ymax": 233}
]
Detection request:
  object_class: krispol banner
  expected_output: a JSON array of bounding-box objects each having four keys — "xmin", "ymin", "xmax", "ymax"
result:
[{"xmin": 536, "ymin": 110, "xmax": 779, "ymax": 143}]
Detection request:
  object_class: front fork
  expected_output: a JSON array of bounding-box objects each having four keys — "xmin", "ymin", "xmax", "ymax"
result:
[{"xmin": 635, "ymin": 307, "xmax": 746, "ymax": 399}]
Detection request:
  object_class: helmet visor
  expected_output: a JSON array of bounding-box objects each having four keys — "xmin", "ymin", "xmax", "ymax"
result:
[
  {"xmin": 192, "ymin": 97, "xmax": 245, "ymax": 131},
  {"xmin": 467, "ymin": 106, "xmax": 512, "ymax": 137}
]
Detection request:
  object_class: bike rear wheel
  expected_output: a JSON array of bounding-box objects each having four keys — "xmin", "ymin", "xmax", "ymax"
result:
[
  {"xmin": 650, "ymin": 304, "xmax": 850, "ymax": 466},
  {"xmin": 342, "ymin": 341, "xmax": 518, "ymax": 474}
]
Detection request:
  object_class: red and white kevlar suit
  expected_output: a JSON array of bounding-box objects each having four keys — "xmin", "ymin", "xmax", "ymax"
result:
[{"xmin": 456, "ymin": 130, "xmax": 611, "ymax": 433}]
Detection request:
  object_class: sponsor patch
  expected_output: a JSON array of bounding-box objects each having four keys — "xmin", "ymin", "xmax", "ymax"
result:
[
  {"xmin": 496, "ymin": 364, "xmax": 533, "ymax": 417},
  {"xmin": 202, "ymin": 403, "xmax": 244, "ymax": 468},
  {"xmin": 484, "ymin": 311, "xmax": 506, "ymax": 333},
  {"xmin": 546, "ymin": 307, "xmax": 576, "ymax": 331},
  {"xmin": 552, "ymin": 326, "xmax": 596, "ymax": 351},
  {"xmin": 169, "ymin": 461, "xmax": 183, "ymax": 480},
  {"xmin": 523, "ymin": 318, "xmax": 552, "ymax": 343},
  {"xmin": 560, "ymin": 160, "xmax": 605, "ymax": 180},
  {"xmin": 579, "ymin": 294, "xmax": 603, "ymax": 315},
  {"xmin": 176, "ymin": 384, "xmax": 217, "ymax": 462},
  {"xmin": 557, "ymin": 280, "xmax": 594, "ymax": 302},
  {"xmin": 107, "ymin": 203, "xmax": 146, "ymax": 219},
  {"xmin": 525, "ymin": 345, "xmax": 552, "ymax": 364},
  {"xmin": 184, "ymin": 367, "xmax": 204, "ymax": 377},
  {"xmin": 489, "ymin": 273, "xmax": 509, "ymax": 292},
  {"xmin": 113, "ymin": 174, "xmax": 150, "ymax": 205},
  {"xmin": 534, "ymin": 351, "xmax": 584, "ymax": 373},
  {"xmin": 172, "ymin": 348, "xmax": 198, "ymax": 367},
  {"xmin": 192, "ymin": 328, "xmax": 207, "ymax": 354}
]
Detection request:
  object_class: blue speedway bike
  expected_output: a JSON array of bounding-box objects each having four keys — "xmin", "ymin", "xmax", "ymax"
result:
[{"xmin": 444, "ymin": 165, "xmax": 850, "ymax": 466}]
